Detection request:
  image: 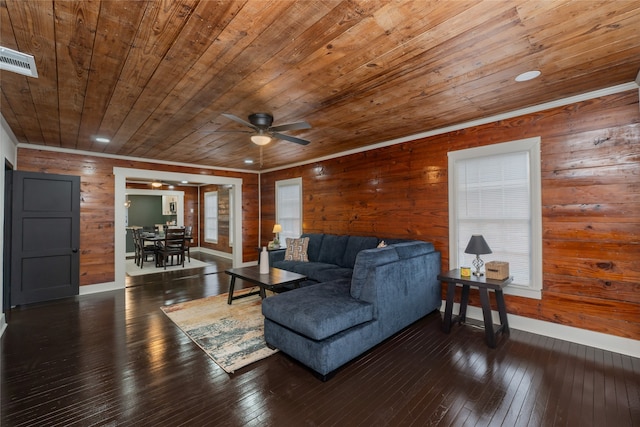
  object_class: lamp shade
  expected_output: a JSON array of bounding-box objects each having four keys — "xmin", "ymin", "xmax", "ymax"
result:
[
  {"xmin": 464, "ymin": 235, "xmax": 492, "ymax": 255},
  {"xmin": 272, "ymin": 224, "xmax": 282, "ymax": 233}
]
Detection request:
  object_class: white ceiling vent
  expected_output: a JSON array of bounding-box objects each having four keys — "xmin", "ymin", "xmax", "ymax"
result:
[{"xmin": 0, "ymin": 46, "xmax": 38, "ymax": 78}]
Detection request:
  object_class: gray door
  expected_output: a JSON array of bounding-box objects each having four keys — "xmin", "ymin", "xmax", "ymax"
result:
[{"xmin": 10, "ymin": 171, "xmax": 80, "ymax": 305}]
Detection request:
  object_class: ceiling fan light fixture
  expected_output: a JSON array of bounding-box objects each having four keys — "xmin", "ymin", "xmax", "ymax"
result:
[{"xmin": 251, "ymin": 134, "xmax": 271, "ymax": 145}]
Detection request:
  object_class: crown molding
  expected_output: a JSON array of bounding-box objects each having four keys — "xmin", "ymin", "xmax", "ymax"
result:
[
  {"xmin": 262, "ymin": 82, "xmax": 639, "ymax": 173},
  {"xmin": 16, "ymin": 143, "xmax": 259, "ymax": 175}
]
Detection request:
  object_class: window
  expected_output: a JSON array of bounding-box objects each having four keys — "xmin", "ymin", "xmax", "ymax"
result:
[
  {"xmin": 204, "ymin": 191, "xmax": 218, "ymax": 243},
  {"xmin": 448, "ymin": 137, "xmax": 542, "ymax": 299},
  {"xmin": 276, "ymin": 178, "xmax": 302, "ymax": 243},
  {"xmin": 228, "ymin": 187, "xmax": 234, "ymax": 247}
]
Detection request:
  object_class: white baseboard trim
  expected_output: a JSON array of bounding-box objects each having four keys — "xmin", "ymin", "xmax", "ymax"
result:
[
  {"xmin": 79, "ymin": 281, "xmax": 124, "ymax": 295},
  {"xmin": 0, "ymin": 313, "xmax": 7, "ymax": 338},
  {"xmin": 197, "ymin": 246, "xmax": 233, "ymax": 259},
  {"xmin": 441, "ymin": 301, "xmax": 640, "ymax": 359}
]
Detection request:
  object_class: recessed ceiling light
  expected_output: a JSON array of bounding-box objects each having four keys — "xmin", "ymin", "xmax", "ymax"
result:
[
  {"xmin": 515, "ymin": 70, "xmax": 541, "ymax": 82},
  {"xmin": 95, "ymin": 137, "xmax": 110, "ymax": 143},
  {"xmin": 244, "ymin": 159, "xmax": 254, "ymax": 164},
  {"xmin": 181, "ymin": 180, "xmax": 189, "ymax": 184}
]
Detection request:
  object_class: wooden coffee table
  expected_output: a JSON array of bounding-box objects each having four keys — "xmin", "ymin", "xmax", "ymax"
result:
[{"xmin": 225, "ymin": 266, "xmax": 307, "ymax": 305}]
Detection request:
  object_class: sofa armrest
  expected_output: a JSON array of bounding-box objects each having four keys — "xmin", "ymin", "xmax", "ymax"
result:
[{"xmin": 268, "ymin": 248, "xmax": 286, "ymax": 264}]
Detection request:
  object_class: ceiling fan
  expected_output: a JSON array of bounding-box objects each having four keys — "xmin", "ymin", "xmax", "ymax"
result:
[{"xmin": 220, "ymin": 113, "xmax": 311, "ymax": 146}]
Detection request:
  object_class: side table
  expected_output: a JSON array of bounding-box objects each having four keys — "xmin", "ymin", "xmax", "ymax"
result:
[{"xmin": 438, "ymin": 269, "xmax": 513, "ymax": 348}]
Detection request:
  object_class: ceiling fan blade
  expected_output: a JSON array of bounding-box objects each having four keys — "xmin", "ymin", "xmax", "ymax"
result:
[
  {"xmin": 197, "ymin": 129, "xmax": 252, "ymax": 134},
  {"xmin": 270, "ymin": 121, "xmax": 312, "ymax": 132},
  {"xmin": 221, "ymin": 113, "xmax": 256, "ymax": 130},
  {"xmin": 273, "ymin": 132, "xmax": 310, "ymax": 145}
]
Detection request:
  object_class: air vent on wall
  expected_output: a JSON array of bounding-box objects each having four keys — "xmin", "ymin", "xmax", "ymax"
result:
[{"xmin": 0, "ymin": 46, "xmax": 38, "ymax": 78}]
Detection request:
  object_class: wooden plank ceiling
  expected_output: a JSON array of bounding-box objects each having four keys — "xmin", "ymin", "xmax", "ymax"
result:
[{"xmin": 1, "ymin": 0, "xmax": 639, "ymax": 171}]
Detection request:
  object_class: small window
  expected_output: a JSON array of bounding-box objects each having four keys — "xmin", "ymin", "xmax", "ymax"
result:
[
  {"xmin": 228, "ymin": 187, "xmax": 234, "ymax": 247},
  {"xmin": 448, "ymin": 137, "xmax": 542, "ymax": 299},
  {"xmin": 276, "ymin": 178, "xmax": 302, "ymax": 243},
  {"xmin": 204, "ymin": 191, "xmax": 218, "ymax": 243}
]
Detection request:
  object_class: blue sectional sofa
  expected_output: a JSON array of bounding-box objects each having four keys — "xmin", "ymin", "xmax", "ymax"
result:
[
  {"xmin": 268, "ymin": 233, "xmax": 411, "ymax": 285},
  {"xmin": 262, "ymin": 238, "xmax": 441, "ymax": 380}
]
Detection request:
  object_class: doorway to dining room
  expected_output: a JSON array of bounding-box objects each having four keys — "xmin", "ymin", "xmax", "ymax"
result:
[{"xmin": 113, "ymin": 167, "xmax": 245, "ymax": 288}]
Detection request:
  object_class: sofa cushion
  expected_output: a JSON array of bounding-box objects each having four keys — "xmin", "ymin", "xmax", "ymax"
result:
[
  {"xmin": 317, "ymin": 234, "xmax": 349, "ymax": 265},
  {"xmin": 292, "ymin": 262, "xmax": 340, "ymax": 279},
  {"xmin": 350, "ymin": 246, "xmax": 400, "ymax": 299},
  {"xmin": 272, "ymin": 261, "xmax": 352, "ymax": 283},
  {"xmin": 313, "ymin": 267, "xmax": 354, "ymax": 283},
  {"xmin": 340, "ymin": 235, "xmax": 379, "ymax": 268},
  {"xmin": 301, "ymin": 233, "xmax": 325, "ymax": 261},
  {"xmin": 261, "ymin": 279, "xmax": 374, "ymax": 341},
  {"xmin": 392, "ymin": 241, "xmax": 435, "ymax": 258},
  {"xmin": 284, "ymin": 237, "xmax": 309, "ymax": 261}
]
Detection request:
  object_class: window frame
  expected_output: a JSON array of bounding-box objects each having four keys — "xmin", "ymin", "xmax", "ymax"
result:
[
  {"xmin": 447, "ymin": 137, "xmax": 543, "ymax": 299},
  {"xmin": 204, "ymin": 190, "xmax": 218, "ymax": 244},
  {"xmin": 228, "ymin": 187, "xmax": 234, "ymax": 247},
  {"xmin": 275, "ymin": 177, "xmax": 303, "ymax": 243}
]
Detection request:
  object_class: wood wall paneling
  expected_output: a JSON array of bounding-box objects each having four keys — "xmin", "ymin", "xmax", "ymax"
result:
[
  {"xmin": 260, "ymin": 90, "xmax": 640, "ymax": 340},
  {"xmin": 16, "ymin": 150, "xmax": 259, "ymax": 285},
  {"xmin": 14, "ymin": 90, "xmax": 639, "ymax": 340},
  {"xmin": 199, "ymin": 184, "xmax": 232, "ymax": 253}
]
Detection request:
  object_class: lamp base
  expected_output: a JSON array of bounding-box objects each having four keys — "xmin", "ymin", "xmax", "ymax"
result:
[{"xmin": 472, "ymin": 255, "xmax": 484, "ymax": 277}]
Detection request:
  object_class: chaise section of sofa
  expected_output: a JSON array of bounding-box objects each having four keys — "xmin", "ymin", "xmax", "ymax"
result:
[{"xmin": 262, "ymin": 240, "xmax": 441, "ymax": 380}]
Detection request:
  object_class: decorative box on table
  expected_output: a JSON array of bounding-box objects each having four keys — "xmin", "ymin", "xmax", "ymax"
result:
[{"xmin": 485, "ymin": 261, "xmax": 509, "ymax": 280}]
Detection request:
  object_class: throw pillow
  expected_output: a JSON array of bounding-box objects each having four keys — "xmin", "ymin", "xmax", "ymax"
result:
[
  {"xmin": 284, "ymin": 237, "xmax": 310, "ymax": 262},
  {"xmin": 377, "ymin": 240, "xmax": 387, "ymax": 248}
]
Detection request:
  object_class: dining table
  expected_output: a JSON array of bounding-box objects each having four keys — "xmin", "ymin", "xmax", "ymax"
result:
[{"xmin": 139, "ymin": 231, "xmax": 193, "ymax": 267}]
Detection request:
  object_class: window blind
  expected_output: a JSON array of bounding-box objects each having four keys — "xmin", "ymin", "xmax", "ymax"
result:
[
  {"xmin": 456, "ymin": 151, "xmax": 531, "ymax": 286},
  {"xmin": 276, "ymin": 179, "xmax": 302, "ymax": 242},
  {"xmin": 204, "ymin": 191, "xmax": 218, "ymax": 242}
]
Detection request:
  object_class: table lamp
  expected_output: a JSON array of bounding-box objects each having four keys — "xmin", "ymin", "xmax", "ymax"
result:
[
  {"xmin": 464, "ymin": 235, "xmax": 492, "ymax": 276},
  {"xmin": 272, "ymin": 224, "xmax": 282, "ymax": 247}
]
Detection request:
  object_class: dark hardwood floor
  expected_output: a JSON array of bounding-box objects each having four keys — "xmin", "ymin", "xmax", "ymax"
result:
[{"xmin": 2, "ymin": 253, "xmax": 639, "ymax": 426}]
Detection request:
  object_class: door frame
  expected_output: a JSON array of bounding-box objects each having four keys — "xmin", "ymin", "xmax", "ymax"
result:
[
  {"xmin": 113, "ymin": 167, "xmax": 244, "ymax": 287},
  {"xmin": 3, "ymin": 160, "xmax": 13, "ymax": 311},
  {"xmin": 124, "ymin": 189, "xmax": 184, "ymax": 256}
]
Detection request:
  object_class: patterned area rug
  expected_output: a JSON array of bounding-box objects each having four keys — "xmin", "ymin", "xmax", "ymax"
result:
[{"xmin": 160, "ymin": 289, "xmax": 277, "ymax": 373}]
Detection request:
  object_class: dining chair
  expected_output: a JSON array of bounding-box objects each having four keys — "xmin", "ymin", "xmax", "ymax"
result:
[
  {"xmin": 135, "ymin": 229, "xmax": 158, "ymax": 268},
  {"xmin": 157, "ymin": 227, "xmax": 186, "ymax": 269},
  {"xmin": 131, "ymin": 228, "xmax": 141, "ymax": 266},
  {"xmin": 184, "ymin": 225, "xmax": 193, "ymax": 262}
]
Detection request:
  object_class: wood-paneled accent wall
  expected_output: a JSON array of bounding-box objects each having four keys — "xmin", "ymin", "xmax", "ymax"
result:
[
  {"xmin": 260, "ymin": 90, "xmax": 640, "ymax": 340},
  {"xmin": 16, "ymin": 149, "xmax": 259, "ymax": 286}
]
